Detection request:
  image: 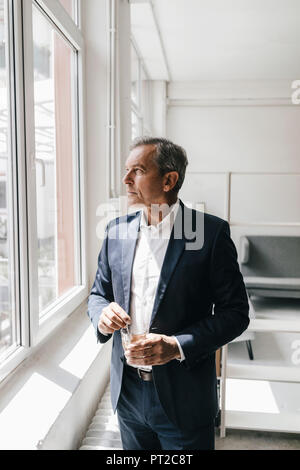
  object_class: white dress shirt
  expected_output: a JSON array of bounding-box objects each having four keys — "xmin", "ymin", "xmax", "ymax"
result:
[{"xmin": 127, "ymin": 199, "xmax": 185, "ymax": 371}]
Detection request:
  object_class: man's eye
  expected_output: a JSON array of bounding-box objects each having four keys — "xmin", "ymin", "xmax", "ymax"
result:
[{"xmin": 124, "ymin": 168, "xmax": 143, "ymax": 175}]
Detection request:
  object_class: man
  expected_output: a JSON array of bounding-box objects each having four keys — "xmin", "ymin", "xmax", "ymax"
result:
[{"xmin": 87, "ymin": 137, "xmax": 249, "ymax": 450}]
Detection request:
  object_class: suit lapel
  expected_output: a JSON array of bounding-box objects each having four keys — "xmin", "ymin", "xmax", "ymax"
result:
[
  {"xmin": 150, "ymin": 202, "xmax": 186, "ymax": 326},
  {"xmin": 121, "ymin": 211, "xmax": 141, "ymax": 315}
]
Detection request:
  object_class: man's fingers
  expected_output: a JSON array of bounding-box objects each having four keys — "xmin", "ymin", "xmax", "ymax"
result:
[
  {"xmin": 110, "ymin": 303, "xmax": 131, "ymax": 327},
  {"xmin": 127, "ymin": 343, "xmax": 153, "ymax": 352},
  {"xmin": 101, "ymin": 303, "xmax": 131, "ymax": 330},
  {"xmin": 98, "ymin": 317, "xmax": 115, "ymax": 334},
  {"xmin": 101, "ymin": 326, "xmax": 115, "ymax": 334},
  {"xmin": 100, "ymin": 321, "xmax": 119, "ymax": 333},
  {"xmin": 102, "ymin": 315, "xmax": 124, "ymax": 331},
  {"xmin": 111, "ymin": 302, "xmax": 131, "ymax": 322},
  {"xmin": 127, "ymin": 336, "xmax": 158, "ymax": 351},
  {"xmin": 125, "ymin": 347, "xmax": 153, "ymax": 359},
  {"xmin": 105, "ymin": 314, "xmax": 124, "ymax": 329},
  {"xmin": 126, "ymin": 353, "xmax": 156, "ymax": 363}
]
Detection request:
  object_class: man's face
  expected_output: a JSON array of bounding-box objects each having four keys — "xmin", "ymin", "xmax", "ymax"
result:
[{"xmin": 123, "ymin": 145, "xmax": 166, "ymax": 207}]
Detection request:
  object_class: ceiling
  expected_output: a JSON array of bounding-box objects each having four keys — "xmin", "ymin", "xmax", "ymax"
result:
[{"xmin": 130, "ymin": 0, "xmax": 300, "ymax": 81}]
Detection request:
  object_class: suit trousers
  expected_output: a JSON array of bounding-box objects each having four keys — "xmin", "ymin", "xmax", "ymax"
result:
[{"xmin": 116, "ymin": 363, "xmax": 215, "ymax": 450}]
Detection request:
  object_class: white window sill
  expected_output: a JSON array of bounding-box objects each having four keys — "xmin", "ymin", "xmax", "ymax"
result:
[{"xmin": 0, "ymin": 302, "xmax": 112, "ymax": 450}]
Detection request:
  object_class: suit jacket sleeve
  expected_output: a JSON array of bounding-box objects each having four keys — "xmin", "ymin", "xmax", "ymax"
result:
[
  {"xmin": 87, "ymin": 224, "xmax": 114, "ymax": 344},
  {"xmin": 175, "ymin": 220, "xmax": 250, "ymax": 370}
]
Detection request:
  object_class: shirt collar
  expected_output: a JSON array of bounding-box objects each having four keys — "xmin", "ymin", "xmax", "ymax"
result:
[{"xmin": 140, "ymin": 199, "xmax": 180, "ymax": 236}]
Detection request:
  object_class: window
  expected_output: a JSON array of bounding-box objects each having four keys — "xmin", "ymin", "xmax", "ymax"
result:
[
  {"xmin": 131, "ymin": 43, "xmax": 139, "ymax": 107},
  {"xmin": 0, "ymin": 0, "xmax": 17, "ymax": 360},
  {"xmin": 32, "ymin": 5, "xmax": 80, "ymax": 317},
  {"xmin": 140, "ymin": 65, "xmax": 151, "ymax": 135},
  {"xmin": 130, "ymin": 41, "xmax": 152, "ymax": 140},
  {"xmin": 0, "ymin": 0, "xmax": 86, "ymax": 376},
  {"xmin": 131, "ymin": 110, "xmax": 140, "ymax": 141}
]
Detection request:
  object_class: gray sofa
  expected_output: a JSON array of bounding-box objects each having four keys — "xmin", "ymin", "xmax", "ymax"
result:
[{"xmin": 239, "ymin": 235, "xmax": 300, "ymax": 299}]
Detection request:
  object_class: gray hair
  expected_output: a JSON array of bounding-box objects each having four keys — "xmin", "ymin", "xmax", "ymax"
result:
[{"xmin": 130, "ymin": 137, "xmax": 189, "ymax": 193}]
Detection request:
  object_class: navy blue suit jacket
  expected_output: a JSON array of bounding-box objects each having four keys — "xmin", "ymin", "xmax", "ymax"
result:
[{"xmin": 87, "ymin": 200, "xmax": 249, "ymax": 431}]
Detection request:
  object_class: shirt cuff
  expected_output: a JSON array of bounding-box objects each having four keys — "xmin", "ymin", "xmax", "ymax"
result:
[{"xmin": 173, "ymin": 336, "xmax": 186, "ymax": 362}]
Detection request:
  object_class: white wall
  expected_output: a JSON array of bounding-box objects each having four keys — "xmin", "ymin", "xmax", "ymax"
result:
[
  {"xmin": 82, "ymin": 0, "xmax": 108, "ymax": 286},
  {"xmin": 167, "ymin": 80, "xmax": 300, "ymax": 250}
]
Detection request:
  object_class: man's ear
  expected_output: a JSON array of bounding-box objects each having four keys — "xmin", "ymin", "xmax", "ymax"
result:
[{"xmin": 163, "ymin": 171, "xmax": 179, "ymax": 192}]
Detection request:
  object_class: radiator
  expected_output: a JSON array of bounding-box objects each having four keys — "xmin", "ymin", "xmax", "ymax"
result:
[{"xmin": 79, "ymin": 383, "xmax": 123, "ymax": 450}]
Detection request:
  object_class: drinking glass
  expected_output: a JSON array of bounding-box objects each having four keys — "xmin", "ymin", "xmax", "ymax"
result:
[{"xmin": 120, "ymin": 323, "xmax": 149, "ymax": 366}]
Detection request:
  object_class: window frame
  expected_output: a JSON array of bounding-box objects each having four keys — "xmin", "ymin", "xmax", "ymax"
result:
[
  {"xmin": 130, "ymin": 38, "xmax": 152, "ymax": 140},
  {"xmin": 0, "ymin": 0, "xmax": 21, "ymax": 365},
  {"xmin": 0, "ymin": 0, "xmax": 87, "ymax": 381},
  {"xmin": 24, "ymin": 0, "xmax": 87, "ymax": 346}
]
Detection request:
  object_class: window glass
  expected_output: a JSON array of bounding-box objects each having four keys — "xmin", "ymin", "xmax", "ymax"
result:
[
  {"xmin": 131, "ymin": 111, "xmax": 140, "ymax": 141},
  {"xmin": 0, "ymin": 0, "xmax": 17, "ymax": 357},
  {"xmin": 32, "ymin": 5, "xmax": 80, "ymax": 317},
  {"xmin": 58, "ymin": 0, "xmax": 76, "ymax": 22},
  {"xmin": 141, "ymin": 65, "xmax": 150, "ymax": 131},
  {"xmin": 131, "ymin": 44, "xmax": 139, "ymax": 106}
]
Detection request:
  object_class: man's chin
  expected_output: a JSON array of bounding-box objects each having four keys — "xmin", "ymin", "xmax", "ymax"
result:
[
  {"xmin": 127, "ymin": 194, "xmax": 138, "ymax": 203},
  {"xmin": 126, "ymin": 195, "xmax": 144, "ymax": 210}
]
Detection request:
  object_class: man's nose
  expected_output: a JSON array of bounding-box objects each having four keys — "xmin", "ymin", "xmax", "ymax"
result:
[{"xmin": 123, "ymin": 171, "xmax": 133, "ymax": 185}]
